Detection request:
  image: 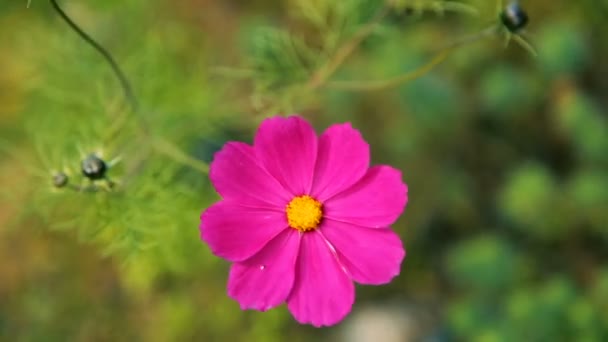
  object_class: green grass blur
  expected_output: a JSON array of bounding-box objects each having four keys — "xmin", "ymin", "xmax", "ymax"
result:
[{"xmin": 1, "ymin": 0, "xmax": 607, "ymax": 341}]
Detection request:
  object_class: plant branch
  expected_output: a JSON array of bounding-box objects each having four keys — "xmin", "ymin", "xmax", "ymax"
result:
[
  {"xmin": 325, "ymin": 26, "xmax": 498, "ymax": 92},
  {"xmin": 326, "ymin": 50, "xmax": 450, "ymax": 91},
  {"xmin": 306, "ymin": 3, "xmax": 391, "ymax": 90},
  {"xmin": 152, "ymin": 138, "xmax": 209, "ymax": 174},
  {"xmin": 50, "ymin": 0, "xmax": 139, "ymax": 112},
  {"xmin": 50, "ymin": 0, "xmax": 211, "ymax": 175}
]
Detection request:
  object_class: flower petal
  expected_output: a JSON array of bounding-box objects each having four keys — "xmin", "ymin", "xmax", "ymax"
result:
[
  {"xmin": 321, "ymin": 219, "xmax": 405, "ymax": 285},
  {"xmin": 200, "ymin": 201, "xmax": 288, "ymax": 262},
  {"xmin": 324, "ymin": 166, "xmax": 408, "ymax": 228},
  {"xmin": 311, "ymin": 123, "xmax": 370, "ymax": 201},
  {"xmin": 254, "ymin": 116, "xmax": 318, "ymax": 196},
  {"xmin": 209, "ymin": 142, "xmax": 291, "ymax": 208},
  {"xmin": 228, "ymin": 229, "xmax": 301, "ymax": 311},
  {"xmin": 287, "ymin": 231, "xmax": 354, "ymax": 327}
]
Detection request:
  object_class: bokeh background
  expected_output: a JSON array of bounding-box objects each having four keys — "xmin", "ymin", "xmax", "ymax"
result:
[{"xmin": 1, "ymin": 0, "xmax": 607, "ymax": 341}]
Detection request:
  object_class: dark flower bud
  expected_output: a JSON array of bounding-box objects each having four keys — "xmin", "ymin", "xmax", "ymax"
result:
[
  {"xmin": 501, "ymin": 2, "xmax": 529, "ymax": 33},
  {"xmin": 81, "ymin": 154, "xmax": 107, "ymax": 180},
  {"xmin": 52, "ymin": 172, "xmax": 69, "ymax": 188}
]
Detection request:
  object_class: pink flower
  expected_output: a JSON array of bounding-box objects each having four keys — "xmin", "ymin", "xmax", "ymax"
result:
[{"xmin": 200, "ymin": 115, "xmax": 408, "ymax": 327}]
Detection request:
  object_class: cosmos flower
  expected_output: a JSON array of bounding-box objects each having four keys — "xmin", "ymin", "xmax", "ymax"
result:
[{"xmin": 200, "ymin": 115, "xmax": 408, "ymax": 327}]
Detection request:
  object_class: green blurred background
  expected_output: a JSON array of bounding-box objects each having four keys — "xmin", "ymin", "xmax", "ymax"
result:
[{"xmin": 1, "ymin": 0, "xmax": 607, "ymax": 341}]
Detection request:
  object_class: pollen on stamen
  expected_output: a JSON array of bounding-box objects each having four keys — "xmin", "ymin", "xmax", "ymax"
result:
[{"xmin": 286, "ymin": 195, "xmax": 323, "ymax": 232}]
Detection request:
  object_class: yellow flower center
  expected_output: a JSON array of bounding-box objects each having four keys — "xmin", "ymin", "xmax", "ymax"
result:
[{"xmin": 286, "ymin": 195, "xmax": 323, "ymax": 232}]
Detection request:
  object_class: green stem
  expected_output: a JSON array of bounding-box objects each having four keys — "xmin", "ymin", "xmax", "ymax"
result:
[
  {"xmin": 326, "ymin": 26, "xmax": 498, "ymax": 92},
  {"xmin": 152, "ymin": 138, "xmax": 209, "ymax": 175},
  {"xmin": 306, "ymin": 3, "xmax": 391, "ymax": 90},
  {"xmin": 326, "ymin": 50, "xmax": 450, "ymax": 91},
  {"xmin": 50, "ymin": 0, "xmax": 138, "ymax": 112},
  {"xmin": 50, "ymin": 0, "xmax": 210, "ymax": 175}
]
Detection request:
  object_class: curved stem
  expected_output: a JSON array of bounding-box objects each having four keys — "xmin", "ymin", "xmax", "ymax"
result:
[
  {"xmin": 325, "ymin": 26, "xmax": 498, "ymax": 92},
  {"xmin": 326, "ymin": 50, "xmax": 450, "ymax": 91},
  {"xmin": 49, "ymin": 0, "xmax": 138, "ymax": 112},
  {"xmin": 152, "ymin": 138, "xmax": 209, "ymax": 174},
  {"xmin": 49, "ymin": 0, "xmax": 210, "ymax": 176}
]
